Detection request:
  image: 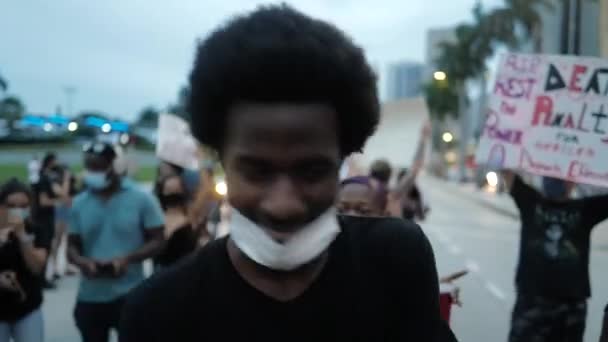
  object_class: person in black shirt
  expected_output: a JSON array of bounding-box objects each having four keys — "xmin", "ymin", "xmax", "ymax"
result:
[
  {"xmin": 0, "ymin": 179, "xmax": 52, "ymax": 342},
  {"xmin": 120, "ymin": 5, "xmax": 442, "ymax": 342},
  {"xmin": 33, "ymin": 153, "xmax": 69, "ymax": 288},
  {"xmin": 153, "ymin": 174, "xmax": 199, "ymax": 269},
  {"xmin": 503, "ymin": 171, "xmax": 608, "ymax": 342}
]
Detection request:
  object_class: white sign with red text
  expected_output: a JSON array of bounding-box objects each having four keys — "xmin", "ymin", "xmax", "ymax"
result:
[{"xmin": 476, "ymin": 53, "xmax": 608, "ymax": 186}]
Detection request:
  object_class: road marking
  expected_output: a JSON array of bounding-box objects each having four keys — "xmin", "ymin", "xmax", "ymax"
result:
[
  {"xmin": 465, "ymin": 259, "xmax": 480, "ymax": 273},
  {"xmin": 485, "ymin": 281, "xmax": 508, "ymax": 302}
]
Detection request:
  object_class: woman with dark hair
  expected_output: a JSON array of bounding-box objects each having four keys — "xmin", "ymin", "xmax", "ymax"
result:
[
  {"xmin": 0, "ymin": 179, "xmax": 52, "ymax": 342},
  {"xmin": 33, "ymin": 153, "xmax": 69, "ymax": 288},
  {"xmin": 153, "ymin": 175, "xmax": 200, "ymax": 269}
]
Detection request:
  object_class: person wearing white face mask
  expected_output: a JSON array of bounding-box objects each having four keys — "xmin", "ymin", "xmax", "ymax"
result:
[
  {"xmin": 0, "ymin": 178, "xmax": 52, "ymax": 342},
  {"xmin": 120, "ymin": 5, "xmax": 444, "ymax": 342},
  {"xmin": 67, "ymin": 142, "xmax": 165, "ymax": 342}
]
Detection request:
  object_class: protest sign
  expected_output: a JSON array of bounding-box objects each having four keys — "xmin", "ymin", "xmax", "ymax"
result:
[
  {"xmin": 476, "ymin": 53, "xmax": 608, "ymax": 187},
  {"xmin": 156, "ymin": 113, "xmax": 200, "ymax": 170}
]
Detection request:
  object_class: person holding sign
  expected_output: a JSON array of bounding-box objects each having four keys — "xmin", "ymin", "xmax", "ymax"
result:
[{"xmin": 500, "ymin": 171, "xmax": 608, "ymax": 342}]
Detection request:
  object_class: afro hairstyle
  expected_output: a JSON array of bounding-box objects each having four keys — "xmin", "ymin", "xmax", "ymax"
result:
[{"xmin": 187, "ymin": 4, "xmax": 379, "ymax": 156}]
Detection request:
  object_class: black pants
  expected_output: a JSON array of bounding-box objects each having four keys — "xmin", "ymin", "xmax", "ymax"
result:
[
  {"xmin": 508, "ymin": 295, "xmax": 587, "ymax": 342},
  {"xmin": 74, "ymin": 297, "xmax": 126, "ymax": 342}
]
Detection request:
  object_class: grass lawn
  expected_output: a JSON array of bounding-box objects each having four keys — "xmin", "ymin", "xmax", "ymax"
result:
[{"xmin": 0, "ymin": 164, "xmax": 157, "ymax": 185}]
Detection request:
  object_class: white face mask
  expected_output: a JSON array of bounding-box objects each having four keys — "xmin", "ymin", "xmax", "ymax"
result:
[
  {"xmin": 83, "ymin": 170, "xmax": 110, "ymax": 190},
  {"xmin": 8, "ymin": 208, "xmax": 30, "ymax": 220},
  {"xmin": 229, "ymin": 207, "xmax": 341, "ymax": 271}
]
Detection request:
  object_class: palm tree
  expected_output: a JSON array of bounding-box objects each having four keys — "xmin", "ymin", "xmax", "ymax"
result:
[
  {"xmin": 499, "ymin": 0, "xmax": 554, "ymax": 52},
  {"xmin": 0, "ymin": 96, "xmax": 25, "ymax": 130},
  {"xmin": 136, "ymin": 106, "xmax": 160, "ymax": 128},
  {"xmin": 0, "ymin": 74, "xmax": 7, "ymax": 93}
]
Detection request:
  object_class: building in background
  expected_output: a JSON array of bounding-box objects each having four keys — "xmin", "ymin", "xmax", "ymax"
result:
[
  {"xmin": 425, "ymin": 27, "xmax": 456, "ymax": 78},
  {"xmin": 601, "ymin": 0, "xmax": 608, "ymax": 57},
  {"xmin": 386, "ymin": 62, "xmax": 425, "ymax": 100},
  {"xmin": 536, "ymin": 0, "xmax": 601, "ymax": 56}
]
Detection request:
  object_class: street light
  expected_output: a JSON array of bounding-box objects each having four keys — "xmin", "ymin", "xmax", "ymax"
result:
[
  {"xmin": 215, "ymin": 180, "xmax": 228, "ymax": 196},
  {"xmin": 67, "ymin": 121, "xmax": 78, "ymax": 132},
  {"xmin": 101, "ymin": 123, "xmax": 112, "ymax": 133},
  {"xmin": 433, "ymin": 71, "xmax": 447, "ymax": 81},
  {"xmin": 442, "ymin": 132, "xmax": 454, "ymax": 143},
  {"xmin": 486, "ymin": 171, "xmax": 499, "ymax": 188}
]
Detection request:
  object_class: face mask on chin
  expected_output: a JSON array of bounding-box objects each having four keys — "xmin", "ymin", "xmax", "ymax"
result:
[{"xmin": 229, "ymin": 207, "xmax": 341, "ymax": 272}]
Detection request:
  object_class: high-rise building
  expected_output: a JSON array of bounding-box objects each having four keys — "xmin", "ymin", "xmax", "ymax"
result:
[
  {"xmin": 386, "ymin": 62, "xmax": 424, "ymax": 100},
  {"xmin": 425, "ymin": 27, "xmax": 456, "ymax": 77},
  {"xmin": 601, "ymin": 0, "xmax": 608, "ymax": 57},
  {"xmin": 537, "ymin": 0, "xmax": 602, "ymax": 56}
]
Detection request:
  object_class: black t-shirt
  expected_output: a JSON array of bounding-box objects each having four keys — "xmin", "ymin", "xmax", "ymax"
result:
[
  {"xmin": 510, "ymin": 176, "xmax": 608, "ymax": 299},
  {"xmin": 153, "ymin": 224, "xmax": 198, "ymax": 268},
  {"xmin": 0, "ymin": 221, "xmax": 52, "ymax": 321},
  {"xmin": 33, "ymin": 173, "xmax": 57, "ymax": 225},
  {"xmin": 120, "ymin": 216, "xmax": 443, "ymax": 342}
]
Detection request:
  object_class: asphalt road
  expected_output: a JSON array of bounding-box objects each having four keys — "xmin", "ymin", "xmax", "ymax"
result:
[
  {"xmin": 40, "ymin": 179, "xmax": 608, "ymax": 342},
  {"xmin": 420, "ymin": 177, "xmax": 608, "ymax": 342}
]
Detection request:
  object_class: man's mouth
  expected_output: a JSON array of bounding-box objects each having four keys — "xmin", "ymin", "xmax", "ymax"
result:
[{"xmin": 261, "ymin": 227, "xmax": 296, "ymax": 243}]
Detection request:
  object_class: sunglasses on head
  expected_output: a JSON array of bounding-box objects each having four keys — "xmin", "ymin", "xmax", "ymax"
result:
[{"xmin": 82, "ymin": 142, "xmax": 115, "ymax": 157}]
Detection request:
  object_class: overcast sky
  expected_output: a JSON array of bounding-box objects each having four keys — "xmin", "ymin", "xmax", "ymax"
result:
[{"xmin": 1, "ymin": 0, "xmax": 503, "ymax": 121}]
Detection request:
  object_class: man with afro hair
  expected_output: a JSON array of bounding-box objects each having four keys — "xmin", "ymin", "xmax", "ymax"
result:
[{"xmin": 121, "ymin": 5, "xmax": 444, "ymax": 341}]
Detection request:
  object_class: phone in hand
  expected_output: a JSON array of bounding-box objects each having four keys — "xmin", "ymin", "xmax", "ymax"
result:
[{"xmin": 96, "ymin": 262, "xmax": 115, "ymax": 277}]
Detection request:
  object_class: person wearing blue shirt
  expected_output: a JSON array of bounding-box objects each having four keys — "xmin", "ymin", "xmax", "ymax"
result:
[{"xmin": 67, "ymin": 142, "xmax": 165, "ymax": 342}]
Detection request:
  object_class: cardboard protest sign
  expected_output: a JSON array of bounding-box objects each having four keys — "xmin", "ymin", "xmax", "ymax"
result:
[
  {"xmin": 476, "ymin": 53, "xmax": 608, "ymax": 187},
  {"xmin": 156, "ymin": 113, "xmax": 200, "ymax": 170}
]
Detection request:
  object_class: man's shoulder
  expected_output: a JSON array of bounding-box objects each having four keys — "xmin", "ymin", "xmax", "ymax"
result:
[
  {"xmin": 118, "ymin": 181, "xmax": 156, "ymax": 205},
  {"xmin": 71, "ymin": 191, "xmax": 92, "ymax": 208},
  {"xmin": 338, "ymin": 216, "xmax": 428, "ymax": 257},
  {"xmin": 124, "ymin": 239, "xmax": 225, "ymax": 314},
  {"xmin": 339, "ymin": 215, "xmax": 424, "ymax": 240}
]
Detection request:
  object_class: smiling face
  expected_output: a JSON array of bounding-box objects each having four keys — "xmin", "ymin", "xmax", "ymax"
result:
[{"xmin": 221, "ymin": 102, "xmax": 341, "ymax": 238}]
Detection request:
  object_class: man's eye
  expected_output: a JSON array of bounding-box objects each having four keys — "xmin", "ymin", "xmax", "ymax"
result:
[
  {"xmin": 241, "ymin": 167, "xmax": 272, "ymax": 182},
  {"xmin": 295, "ymin": 166, "xmax": 331, "ymax": 182}
]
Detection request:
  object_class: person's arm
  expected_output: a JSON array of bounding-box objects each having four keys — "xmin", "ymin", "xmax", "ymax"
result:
[
  {"xmin": 51, "ymin": 171, "xmax": 71, "ymax": 199},
  {"xmin": 393, "ymin": 122, "xmax": 431, "ymax": 200},
  {"xmin": 600, "ymin": 305, "xmax": 608, "ymax": 342},
  {"xmin": 66, "ymin": 205, "xmax": 98, "ymax": 277},
  {"xmin": 582, "ymin": 194, "xmax": 608, "ymax": 228},
  {"xmin": 501, "ymin": 170, "xmax": 540, "ymax": 213},
  {"xmin": 111, "ymin": 194, "xmax": 166, "ymax": 276},
  {"xmin": 38, "ymin": 178, "xmax": 65, "ymax": 206},
  {"xmin": 9, "ymin": 217, "xmax": 48, "ymax": 275}
]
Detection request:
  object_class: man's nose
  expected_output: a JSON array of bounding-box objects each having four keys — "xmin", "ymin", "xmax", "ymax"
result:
[{"xmin": 259, "ymin": 176, "xmax": 307, "ymax": 227}]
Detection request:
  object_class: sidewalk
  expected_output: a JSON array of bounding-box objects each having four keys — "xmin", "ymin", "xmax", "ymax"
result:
[{"xmin": 421, "ymin": 175, "xmax": 608, "ymax": 251}]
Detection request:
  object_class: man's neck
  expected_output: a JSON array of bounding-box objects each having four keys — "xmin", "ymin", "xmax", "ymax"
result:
[
  {"xmin": 95, "ymin": 178, "xmax": 121, "ymax": 200},
  {"xmin": 226, "ymin": 237, "xmax": 329, "ymax": 302}
]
